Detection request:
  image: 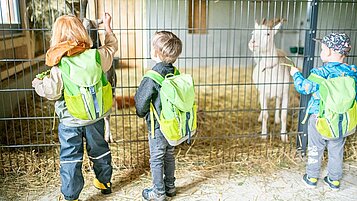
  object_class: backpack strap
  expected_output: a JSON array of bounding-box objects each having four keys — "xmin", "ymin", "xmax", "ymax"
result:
[
  {"xmin": 307, "ymin": 73, "xmax": 325, "ymax": 85},
  {"xmin": 143, "ymin": 70, "xmax": 164, "ymax": 86},
  {"xmin": 149, "ymin": 102, "xmax": 161, "ymax": 139},
  {"xmin": 144, "ymin": 67, "xmax": 181, "ymax": 138},
  {"xmin": 307, "ymin": 73, "xmax": 327, "ymax": 118},
  {"xmin": 143, "ymin": 67, "xmax": 181, "ymax": 85},
  {"xmin": 144, "ymin": 70, "xmax": 163, "ymax": 138},
  {"xmin": 174, "ymin": 67, "xmax": 180, "ymax": 75}
]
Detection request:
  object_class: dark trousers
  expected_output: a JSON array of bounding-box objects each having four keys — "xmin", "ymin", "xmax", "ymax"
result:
[{"xmin": 58, "ymin": 119, "xmax": 112, "ymax": 200}]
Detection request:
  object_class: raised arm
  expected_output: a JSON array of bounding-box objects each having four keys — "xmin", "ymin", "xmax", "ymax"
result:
[{"xmin": 98, "ymin": 13, "xmax": 118, "ymax": 73}]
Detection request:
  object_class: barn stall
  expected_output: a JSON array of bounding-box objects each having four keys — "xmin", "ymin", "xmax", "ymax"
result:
[{"xmin": 0, "ymin": 0, "xmax": 357, "ymax": 200}]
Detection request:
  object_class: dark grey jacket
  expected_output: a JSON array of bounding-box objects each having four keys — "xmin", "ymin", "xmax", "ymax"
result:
[{"xmin": 134, "ymin": 62, "xmax": 175, "ymax": 130}]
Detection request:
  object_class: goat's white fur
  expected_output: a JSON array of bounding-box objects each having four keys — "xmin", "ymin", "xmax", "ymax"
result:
[{"xmin": 249, "ymin": 19, "xmax": 289, "ymax": 142}]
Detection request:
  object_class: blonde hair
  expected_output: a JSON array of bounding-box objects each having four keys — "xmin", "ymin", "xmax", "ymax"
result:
[
  {"xmin": 50, "ymin": 15, "xmax": 92, "ymax": 47},
  {"xmin": 152, "ymin": 31, "xmax": 182, "ymax": 64}
]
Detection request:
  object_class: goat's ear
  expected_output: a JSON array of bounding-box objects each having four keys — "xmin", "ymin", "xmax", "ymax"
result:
[
  {"xmin": 272, "ymin": 22, "xmax": 282, "ymax": 34},
  {"xmin": 94, "ymin": 19, "xmax": 103, "ymax": 27},
  {"xmin": 82, "ymin": 18, "xmax": 91, "ymax": 29},
  {"xmin": 254, "ymin": 20, "xmax": 260, "ymax": 29}
]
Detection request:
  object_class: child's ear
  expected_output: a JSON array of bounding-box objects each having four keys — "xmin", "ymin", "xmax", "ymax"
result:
[{"xmin": 327, "ymin": 49, "xmax": 332, "ymax": 56}]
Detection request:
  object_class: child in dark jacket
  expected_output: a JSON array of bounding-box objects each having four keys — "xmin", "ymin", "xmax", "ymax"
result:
[
  {"xmin": 290, "ymin": 32, "xmax": 356, "ymax": 190},
  {"xmin": 135, "ymin": 31, "xmax": 182, "ymax": 201}
]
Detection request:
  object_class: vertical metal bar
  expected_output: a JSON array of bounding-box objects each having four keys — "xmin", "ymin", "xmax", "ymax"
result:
[
  {"xmin": 297, "ymin": 0, "xmax": 319, "ymax": 156},
  {"xmin": 117, "ymin": 0, "xmax": 126, "ymax": 167},
  {"xmin": 190, "ymin": 0, "xmax": 194, "ymax": 76},
  {"xmin": 184, "ymin": 0, "xmax": 187, "ymax": 72},
  {"xmin": 238, "ymin": 0, "xmax": 244, "ymax": 160},
  {"xmin": 141, "ymin": 0, "xmax": 145, "ymax": 165},
  {"xmin": 209, "ymin": 14, "xmax": 215, "ymax": 163},
  {"xmin": 112, "ymin": 0, "xmax": 118, "ymax": 167},
  {"xmin": 163, "ymin": 0, "xmax": 165, "ymax": 28},
  {"xmin": 229, "ymin": 0, "xmax": 237, "ymax": 162},
  {"xmin": 125, "ymin": 0, "xmax": 133, "ymax": 167},
  {"xmin": 217, "ymin": 30, "xmax": 222, "ymax": 164},
  {"xmin": 203, "ymin": 0, "xmax": 208, "ymax": 164},
  {"xmin": 197, "ymin": 0, "xmax": 203, "ymax": 161},
  {"xmin": 12, "ymin": 0, "xmax": 20, "ymax": 169},
  {"xmin": 350, "ymin": 1, "xmax": 357, "ymax": 65},
  {"xmin": 0, "ymin": 0, "xmax": 7, "ymax": 173},
  {"xmin": 133, "ymin": 0, "xmax": 139, "ymax": 168},
  {"xmin": 247, "ymin": 0, "xmax": 256, "ymax": 160}
]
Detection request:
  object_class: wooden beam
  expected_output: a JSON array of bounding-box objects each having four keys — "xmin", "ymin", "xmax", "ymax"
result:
[{"xmin": 1, "ymin": 54, "xmax": 45, "ymax": 81}]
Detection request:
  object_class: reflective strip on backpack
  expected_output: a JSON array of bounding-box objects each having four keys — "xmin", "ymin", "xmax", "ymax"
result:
[
  {"xmin": 325, "ymin": 117, "xmax": 336, "ymax": 138},
  {"xmin": 80, "ymin": 87, "xmax": 94, "ymax": 120},
  {"xmin": 186, "ymin": 112, "xmax": 191, "ymax": 144},
  {"xmin": 89, "ymin": 86, "xmax": 100, "ymax": 118}
]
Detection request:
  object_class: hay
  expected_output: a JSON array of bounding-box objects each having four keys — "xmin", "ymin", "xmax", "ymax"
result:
[{"xmin": 1, "ymin": 66, "xmax": 357, "ymax": 200}]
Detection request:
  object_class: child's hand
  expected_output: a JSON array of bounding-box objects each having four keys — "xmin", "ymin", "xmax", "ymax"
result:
[
  {"xmin": 32, "ymin": 78, "xmax": 42, "ymax": 88},
  {"xmin": 290, "ymin": 66, "xmax": 299, "ymax": 76},
  {"xmin": 103, "ymin": 13, "xmax": 112, "ymax": 33}
]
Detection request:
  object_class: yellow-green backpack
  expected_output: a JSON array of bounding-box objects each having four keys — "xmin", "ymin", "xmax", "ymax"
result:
[{"xmin": 144, "ymin": 68, "xmax": 197, "ymax": 146}]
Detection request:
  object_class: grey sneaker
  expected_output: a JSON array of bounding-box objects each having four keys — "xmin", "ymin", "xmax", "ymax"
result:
[
  {"xmin": 142, "ymin": 188, "xmax": 166, "ymax": 201},
  {"xmin": 302, "ymin": 174, "xmax": 318, "ymax": 188},
  {"xmin": 165, "ymin": 186, "xmax": 176, "ymax": 197},
  {"xmin": 323, "ymin": 176, "xmax": 340, "ymax": 191}
]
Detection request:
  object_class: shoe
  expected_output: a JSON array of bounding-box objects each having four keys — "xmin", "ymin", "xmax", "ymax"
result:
[
  {"xmin": 302, "ymin": 174, "xmax": 318, "ymax": 188},
  {"xmin": 93, "ymin": 178, "xmax": 112, "ymax": 194},
  {"xmin": 165, "ymin": 186, "xmax": 176, "ymax": 197},
  {"xmin": 142, "ymin": 188, "xmax": 166, "ymax": 201},
  {"xmin": 58, "ymin": 194, "xmax": 78, "ymax": 201},
  {"xmin": 323, "ymin": 176, "xmax": 340, "ymax": 191}
]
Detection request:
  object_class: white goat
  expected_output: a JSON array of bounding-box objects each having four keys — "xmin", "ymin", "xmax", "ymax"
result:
[{"xmin": 248, "ymin": 18, "xmax": 289, "ymax": 142}]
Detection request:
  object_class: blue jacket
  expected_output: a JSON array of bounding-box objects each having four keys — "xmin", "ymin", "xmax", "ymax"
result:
[{"xmin": 292, "ymin": 62, "xmax": 357, "ymax": 115}]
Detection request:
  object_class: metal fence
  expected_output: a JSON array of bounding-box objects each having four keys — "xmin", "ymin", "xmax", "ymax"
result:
[{"xmin": 1, "ymin": 0, "xmax": 357, "ymax": 173}]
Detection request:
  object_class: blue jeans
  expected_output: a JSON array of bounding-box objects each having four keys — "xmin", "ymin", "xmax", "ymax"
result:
[
  {"xmin": 58, "ymin": 119, "xmax": 112, "ymax": 200},
  {"xmin": 148, "ymin": 128, "xmax": 176, "ymax": 194},
  {"xmin": 306, "ymin": 115, "xmax": 346, "ymax": 181}
]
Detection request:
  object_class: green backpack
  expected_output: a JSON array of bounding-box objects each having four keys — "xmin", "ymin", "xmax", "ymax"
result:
[
  {"xmin": 59, "ymin": 49, "xmax": 113, "ymax": 120},
  {"xmin": 144, "ymin": 68, "xmax": 197, "ymax": 146},
  {"xmin": 304, "ymin": 73, "xmax": 357, "ymax": 139}
]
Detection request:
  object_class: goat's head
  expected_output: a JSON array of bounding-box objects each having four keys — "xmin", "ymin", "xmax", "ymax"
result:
[
  {"xmin": 81, "ymin": 18, "xmax": 103, "ymax": 48},
  {"xmin": 248, "ymin": 18, "xmax": 284, "ymax": 53}
]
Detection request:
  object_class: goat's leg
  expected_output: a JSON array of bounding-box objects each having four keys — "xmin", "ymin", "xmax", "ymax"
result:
[
  {"xmin": 258, "ymin": 111, "xmax": 263, "ymax": 122},
  {"xmin": 104, "ymin": 116, "xmax": 113, "ymax": 143},
  {"xmin": 259, "ymin": 93, "xmax": 269, "ymax": 138},
  {"xmin": 280, "ymin": 91, "xmax": 288, "ymax": 142},
  {"xmin": 275, "ymin": 97, "xmax": 281, "ymax": 124}
]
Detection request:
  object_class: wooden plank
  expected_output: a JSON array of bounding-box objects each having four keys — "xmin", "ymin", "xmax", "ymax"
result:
[
  {"xmin": 188, "ymin": 0, "xmax": 207, "ymax": 34},
  {"xmin": 1, "ymin": 36, "xmax": 24, "ymax": 50},
  {"xmin": 1, "ymin": 54, "xmax": 45, "ymax": 81}
]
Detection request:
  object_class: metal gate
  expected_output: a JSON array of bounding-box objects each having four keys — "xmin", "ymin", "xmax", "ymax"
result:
[{"xmin": 1, "ymin": 0, "xmax": 357, "ymax": 173}]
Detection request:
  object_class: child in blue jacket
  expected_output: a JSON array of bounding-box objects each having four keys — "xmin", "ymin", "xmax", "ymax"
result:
[{"xmin": 290, "ymin": 33, "xmax": 356, "ymax": 190}]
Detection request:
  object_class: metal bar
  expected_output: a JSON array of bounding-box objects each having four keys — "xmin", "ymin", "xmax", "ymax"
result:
[
  {"xmin": 5, "ymin": 27, "xmax": 357, "ymax": 31},
  {"xmin": 297, "ymin": 0, "xmax": 319, "ymax": 156}
]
